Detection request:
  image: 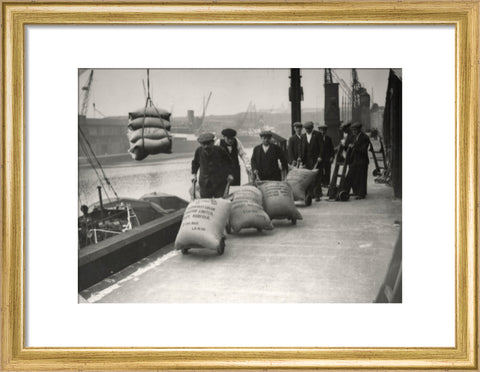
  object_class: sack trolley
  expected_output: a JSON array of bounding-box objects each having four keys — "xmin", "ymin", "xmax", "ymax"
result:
[
  {"xmin": 369, "ymin": 137, "xmax": 388, "ymax": 177},
  {"xmin": 327, "ymin": 144, "xmax": 350, "ymax": 202}
]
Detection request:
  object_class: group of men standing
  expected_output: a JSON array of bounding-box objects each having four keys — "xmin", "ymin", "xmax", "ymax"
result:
[
  {"xmin": 191, "ymin": 121, "xmax": 369, "ymax": 200},
  {"xmin": 287, "ymin": 121, "xmax": 334, "ymax": 201},
  {"xmin": 191, "ymin": 129, "xmax": 288, "ymax": 198}
]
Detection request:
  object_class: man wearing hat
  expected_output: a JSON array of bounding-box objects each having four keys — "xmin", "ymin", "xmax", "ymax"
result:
[
  {"xmin": 343, "ymin": 122, "xmax": 370, "ymax": 199},
  {"xmin": 317, "ymin": 123, "xmax": 335, "ymax": 187},
  {"xmin": 191, "ymin": 132, "xmax": 234, "ymax": 198},
  {"xmin": 214, "ymin": 128, "xmax": 250, "ymax": 186},
  {"xmin": 287, "ymin": 122, "xmax": 303, "ymax": 166},
  {"xmin": 300, "ymin": 121, "xmax": 323, "ymax": 201},
  {"xmin": 251, "ymin": 130, "xmax": 288, "ymax": 181}
]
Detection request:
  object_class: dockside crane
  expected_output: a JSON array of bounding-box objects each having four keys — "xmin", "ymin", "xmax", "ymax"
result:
[
  {"xmin": 92, "ymin": 103, "xmax": 105, "ymax": 118},
  {"xmin": 331, "ymin": 69, "xmax": 352, "ymax": 122},
  {"xmin": 198, "ymin": 91, "xmax": 212, "ymax": 132},
  {"xmin": 79, "ymin": 69, "xmax": 94, "ymax": 117},
  {"xmin": 239, "ymin": 101, "xmax": 253, "ymax": 127},
  {"xmin": 351, "ymin": 68, "xmax": 362, "ymax": 121}
]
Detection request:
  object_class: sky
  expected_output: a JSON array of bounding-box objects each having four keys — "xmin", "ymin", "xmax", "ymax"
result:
[{"xmin": 79, "ymin": 68, "xmax": 390, "ymax": 118}]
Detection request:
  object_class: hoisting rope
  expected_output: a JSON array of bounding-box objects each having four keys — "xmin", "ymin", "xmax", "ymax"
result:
[
  {"xmin": 139, "ymin": 69, "xmax": 171, "ymax": 152},
  {"xmin": 79, "ymin": 126, "xmax": 119, "ymax": 202}
]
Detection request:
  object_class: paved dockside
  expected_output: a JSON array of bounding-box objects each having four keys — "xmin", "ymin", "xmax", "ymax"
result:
[{"xmin": 81, "ymin": 172, "xmax": 401, "ymax": 303}]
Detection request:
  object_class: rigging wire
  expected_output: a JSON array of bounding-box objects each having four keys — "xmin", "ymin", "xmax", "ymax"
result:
[
  {"xmin": 78, "ymin": 134, "xmax": 112, "ymax": 203},
  {"xmin": 79, "ymin": 126, "xmax": 119, "ymax": 201}
]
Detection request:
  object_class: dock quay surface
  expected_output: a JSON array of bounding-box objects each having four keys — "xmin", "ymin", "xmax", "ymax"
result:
[{"xmin": 80, "ymin": 172, "xmax": 401, "ymax": 304}]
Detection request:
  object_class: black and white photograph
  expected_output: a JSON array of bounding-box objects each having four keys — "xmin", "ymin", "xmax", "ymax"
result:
[{"xmin": 78, "ymin": 68, "xmax": 402, "ymax": 303}]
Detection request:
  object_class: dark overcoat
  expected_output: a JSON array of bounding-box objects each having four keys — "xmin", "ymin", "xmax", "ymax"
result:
[
  {"xmin": 217, "ymin": 138, "xmax": 241, "ymax": 186},
  {"xmin": 344, "ymin": 131, "xmax": 370, "ymax": 197},
  {"xmin": 287, "ymin": 134, "xmax": 303, "ymax": 164},
  {"xmin": 300, "ymin": 131, "xmax": 323, "ymax": 169},
  {"xmin": 251, "ymin": 143, "xmax": 288, "ymax": 181},
  {"xmin": 191, "ymin": 146, "xmax": 233, "ymax": 197}
]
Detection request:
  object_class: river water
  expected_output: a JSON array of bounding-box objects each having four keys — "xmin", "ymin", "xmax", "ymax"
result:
[{"xmin": 78, "ymin": 149, "xmax": 253, "ymax": 211}]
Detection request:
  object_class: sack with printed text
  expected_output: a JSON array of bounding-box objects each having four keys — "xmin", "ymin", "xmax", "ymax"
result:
[{"xmin": 175, "ymin": 198, "xmax": 231, "ymax": 253}]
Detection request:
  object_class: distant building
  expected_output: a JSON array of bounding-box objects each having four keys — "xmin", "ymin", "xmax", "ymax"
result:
[{"xmin": 78, "ymin": 115, "xmax": 129, "ymax": 156}]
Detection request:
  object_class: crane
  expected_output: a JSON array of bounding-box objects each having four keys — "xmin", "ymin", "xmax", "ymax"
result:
[
  {"xmin": 351, "ymin": 68, "xmax": 362, "ymax": 116},
  {"xmin": 92, "ymin": 102, "xmax": 105, "ymax": 118},
  {"xmin": 239, "ymin": 101, "xmax": 252, "ymax": 127},
  {"xmin": 331, "ymin": 69, "xmax": 352, "ymax": 97},
  {"xmin": 331, "ymin": 69, "xmax": 352, "ymax": 122},
  {"xmin": 79, "ymin": 69, "xmax": 94, "ymax": 117},
  {"xmin": 198, "ymin": 91, "xmax": 212, "ymax": 131}
]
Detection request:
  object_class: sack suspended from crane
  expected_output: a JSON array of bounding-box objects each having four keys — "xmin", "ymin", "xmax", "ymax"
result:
[
  {"xmin": 285, "ymin": 167, "xmax": 319, "ymax": 201},
  {"xmin": 229, "ymin": 186, "xmax": 273, "ymax": 233},
  {"xmin": 128, "ymin": 106, "xmax": 171, "ymax": 121},
  {"xmin": 128, "ymin": 117, "xmax": 171, "ymax": 131},
  {"xmin": 127, "ymin": 104, "xmax": 172, "ymax": 160},
  {"xmin": 175, "ymin": 198, "xmax": 231, "ymax": 251},
  {"xmin": 127, "ymin": 127, "xmax": 170, "ymax": 143},
  {"xmin": 258, "ymin": 181, "xmax": 302, "ymax": 221},
  {"xmin": 128, "ymin": 137, "xmax": 172, "ymax": 160}
]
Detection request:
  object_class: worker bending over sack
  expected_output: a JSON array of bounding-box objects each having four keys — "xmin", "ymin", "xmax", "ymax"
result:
[{"xmin": 191, "ymin": 132, "xmax": 234, "ymax": 198}]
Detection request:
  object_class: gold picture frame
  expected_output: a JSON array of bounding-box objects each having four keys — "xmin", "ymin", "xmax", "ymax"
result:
[{"xmin": 1, "ymin": 1, "xmax": 478, "ymax": 370}]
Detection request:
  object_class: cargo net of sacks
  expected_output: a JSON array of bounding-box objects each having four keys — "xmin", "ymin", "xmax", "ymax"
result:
[
  {"xmin": 127, "ymin": 106, "xmax": 173, "ymax": 161},
  {"xmin": 285, "ymin": 167, "xmax": 319, "ymax": 205},
  {"xmin": 228, "ymin": 185, "xmax": 274, "ymax": 234},
  {"xmin": 175, "ymin": 198, "xmax": 231, "ymax": 255},
  {"xmin": 258, "ymin": 181, "xmax": 302, "ymax": 225}
]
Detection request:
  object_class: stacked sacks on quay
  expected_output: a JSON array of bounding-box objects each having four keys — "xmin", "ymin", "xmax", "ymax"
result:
[{"xmin": 127, "ymin": 106, "xmax": 172, "ymax": 161}]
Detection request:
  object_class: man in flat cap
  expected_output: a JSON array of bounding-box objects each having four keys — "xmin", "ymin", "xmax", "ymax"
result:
[
  {"xmin": 317, "ymin": 123, "xmax": 335, "ymax": 187},
  {"xmin": 191, "ymin": 132, "xmax": 234, "ymax": 198},
  {"xmin": 287, "ymin": 122, "xmax": 304, "ymax": 167},
  {"xmin": 343, "ymin": 122, "xmax": 370, "ymax": 199},
  {"xmin": 251, "ymin": 130, "xmax": 288, "ymax": 181},
  {"xmin": 214, "ymin": 128, "xmax": 251, "ymax": 186},
  {"xmin": 300, "ymin": 121, "xmax": 323, "ymax": 201}
]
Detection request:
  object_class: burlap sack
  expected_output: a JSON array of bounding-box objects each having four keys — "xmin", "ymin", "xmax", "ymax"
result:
[
  {"xmin": 285, "ymin": 167, "xmax": 319, "ymax": 201},
  {"xmin": 128, "ymin": 116, "xmax": 171, "ymax": 131},
  {"xmin": 128, "ymin": 106, "xmax": 171, "ymax": 121},
  {"xmin": 127, "ymin": 127, "xmax": 169, "ymax": 143},
  {"xmin": 258, "ymin": 181, "xmax": 303, "ymax": 220},
  {"xmin": 231, "ymin": 185, "xmax": 263, "ymax": 206},
  {"xmin": 128, "ymin": 137, "xmax": 172, "ymax": 160},
  {"xmin": 175, "ymin": 199, "xmax": 231, "ymax": 250},
  {"xmin": 229, "ymin": 186, "xmax": 273, "ymax": 233}
]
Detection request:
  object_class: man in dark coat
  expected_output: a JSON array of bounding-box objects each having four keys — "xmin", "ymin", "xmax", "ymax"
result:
[
  {"xmin": 317, "ymin": 123, "xmax": 335, "ymax": 187},
  {"xmin": 287, "ymin": 122, "xmax": 303, "ymax": 166},
  {"xmin": 343, "ymin": 122, "xmax": 370, "ymax": 199},
  {"xmin": 300, "ymin": 121, "xmax": 323, "ymax": 201},
  {"xmin": 214, "ymin": 128, "xmax": 251, "ymax": 186},
  {"xmin": 191, "ymin": 133, "xmax": 234, "ymax": 198},
  {"xmin": 251, "ymin": 130, "xmax": 288, "ymax": 181}
]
